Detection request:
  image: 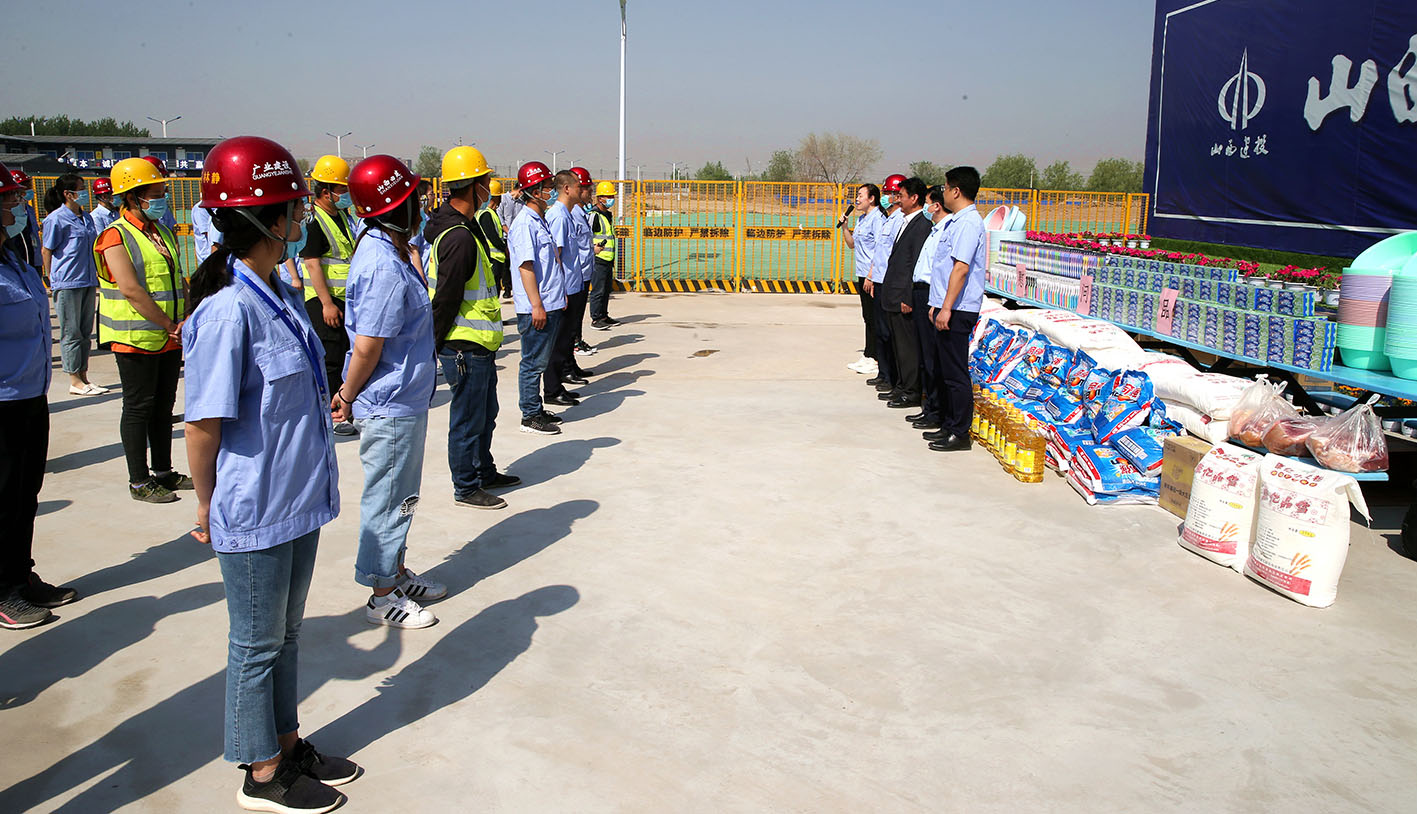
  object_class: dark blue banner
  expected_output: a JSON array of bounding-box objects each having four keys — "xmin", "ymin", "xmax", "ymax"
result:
[{"xmin": 1142, "ymin": 0, "xmax": 1416, "ymax": 258}]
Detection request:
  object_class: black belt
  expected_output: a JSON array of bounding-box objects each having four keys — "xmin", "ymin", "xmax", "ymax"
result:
[{"xmin": 912, "ymin": 282, "xmax": 930, "ymax": 290}]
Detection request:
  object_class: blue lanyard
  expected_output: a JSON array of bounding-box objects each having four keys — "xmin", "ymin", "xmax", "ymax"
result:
[{"xmin": 232, "ymin": 260, "xmax": 327, "ymax": 401}]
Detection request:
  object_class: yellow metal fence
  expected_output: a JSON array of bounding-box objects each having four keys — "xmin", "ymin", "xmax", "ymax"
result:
[{"xmin": 32, "ymin": 175, "xmax": 1148, "ymax": 292}]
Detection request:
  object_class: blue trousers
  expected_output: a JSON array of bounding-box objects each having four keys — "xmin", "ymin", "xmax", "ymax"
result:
[
  {"xmin": 516, "ymin": 309, "xmax": 562, "ymax": 418},
  {"xmin": 217, "ymin": 530, "xmax": 319, "ymax": 763},
  {"xmin": 355, "ymin": 412, "xmax": 427, "ymax": 588},
  {"xmin": 439, "ymin": 348, "xmax": 498, "ymax": 498}
]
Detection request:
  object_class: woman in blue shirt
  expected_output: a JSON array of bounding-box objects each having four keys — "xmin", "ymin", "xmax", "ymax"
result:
[
  {"xmin": 0, "ymin": 162, "xmax": 78, "ymax": 631},
  {"xmin": 41, "ymin": 173, "xmax": 107, "ymax": 396},
  {"xmin": 182, "ymin": 138, "xmax": 355, "ymax": 814},
  {"xmin": 332, "ymin": 154, "xmax": 441, "ymax": 630}
]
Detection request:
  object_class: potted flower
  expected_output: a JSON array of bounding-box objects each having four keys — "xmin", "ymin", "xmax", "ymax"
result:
[
  {"xmin": 1139, "ymin": 234, "xmax": 1151, "ymax": 249},
  {"xmin": 1126, "ymin": 235, "xmax": 1138, "ymax": 249}
]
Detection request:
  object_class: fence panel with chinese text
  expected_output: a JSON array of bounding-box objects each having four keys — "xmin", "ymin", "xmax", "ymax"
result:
[
  {"xmin": 636, "ymin": 180, "xmax": 738, "ymax": 290},
  {"xmin": 739, "ymin": 181, "xmax": 845, "ymax": 292}
]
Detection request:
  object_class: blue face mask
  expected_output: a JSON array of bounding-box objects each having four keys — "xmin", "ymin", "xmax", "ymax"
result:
[
  {"xmin": 141, "ymin": 195, "xmax": 169, "ymax": 221},
  {"xmin": 5, "ymin": 203, "xmax": 26, "ymax": 238},
  {"xmin": 73, "ymin": 190, "xmax": 90, "ymax": 208},
  {"xmin": 336, "ymin": 192, "xmax": 352, "ymax": 210},
  {"xmin": 23, "ymin": 190, "xmax": 34, "ymax": 203},
  {"xmin": 604, "ymin": 198, "xmax": 615, "ymax": 209}
]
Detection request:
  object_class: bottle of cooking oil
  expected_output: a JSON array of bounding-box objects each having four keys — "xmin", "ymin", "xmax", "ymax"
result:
[{"xmin": 1002, "ymin": 414, "xmax": 1019, "ymax": 474}]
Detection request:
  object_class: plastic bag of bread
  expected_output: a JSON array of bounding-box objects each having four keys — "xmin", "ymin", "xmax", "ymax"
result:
[
  {"xmin": 1305, "ymin": 397, "xmax": 1390, "ymax": 472},
  {"xmin": 1228, "ymin": 379, "xmax": 1295, "ymax": 447},
  {"xmin": 1263, "ymin": 415, "xmax": 1321, "ymax": 457},
  {"xmin": 1226, "ymin": 376, "xmax": 1284, "ymax": 445}
]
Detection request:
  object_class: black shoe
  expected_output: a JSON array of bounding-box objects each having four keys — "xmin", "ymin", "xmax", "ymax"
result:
[
  {"xmin": 561, "ymin": 374, "xmax": 589, "ymax": 385},
  {"xmin": 922, "ymin": 428, "xmax": 951, "ymax": 441},
  {"xmin": 23, "ymin": 573, "xmax": 77, "ymax": 608},
  {"xmin": 237, "ymin": 756, "xmax": 344, "ymax": 813},
  {"xmin": 603, "ymin": 317, "xmax": 622, "ymax": 327},
  {"xmin": 912, "ymin": 417, "xmax": 942, "ymax": 430},
  {"xmin": 0, "ymin": 586, "xmax": 52, "ymax": 630},
  {"xmin": 130, "ymin": 479, "xmax": 179, "ymax": 504},
  {"xmin": 865, "ymin": 376, "xmax": 885, "ymax": 387},
  {"xmin": 886, "ymin": 396, "xmax": 920, "ymax": 409},
  {"xmin": 484, "ymin": 472, "xmax": 521, "ymax": 489},
  {"xmin": 573, "ymin": 366, "xmax": 594, "ymax": 377},
  {"xmin": 539, "ymin": 410, "xmax": 563, "ymax": 424},
  {"xmin": 928, "ymin": 434, "xmax": 972, "ymax": 452},
  {"xmin": 291, "ymin": 738, "xmax": 360, "ymax": 787},
  {"xmin": 591, "ymin": 318, "xmax": 613, "ymax": 331},
  {"xmin": 905, "ymin": 411, "xmax": 927, "ymax": 422},
  {"xmin": 574, "ymin": 340, "xmax": 594, "ymax": 353},
  {"xmin": 875, "ymin": 381, "xmax": 894, "ymax": 393},
  {"xmin": 877, "ymin": 390, "xmax": 897, "ymax": 401},
  {"xmin": 520, "ymin": 414, "xmax": 562, "ymax": 435},
  {"xmin": 153, "ymin": 470, "xmax": 194, "ymax": 491},
  {"xmin": 454, "ymin": 489, "xmax": 508, "ymax": 510},
  {"xmin": 545, "ymin": 393, "xmax": 580, "ymax": 407}
]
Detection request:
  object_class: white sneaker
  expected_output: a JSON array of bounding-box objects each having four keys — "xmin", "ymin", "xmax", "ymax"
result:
[
  {"xmin": 84, "ymin": 383, "xmax": 111, "ymax": 394},
  {"xmin": 396, "ymin": 568, "xmax": 446, "ymax": 602},
  {"xmin": 365, "ymin": 588, "xmax": 437, "ymax": 629}
]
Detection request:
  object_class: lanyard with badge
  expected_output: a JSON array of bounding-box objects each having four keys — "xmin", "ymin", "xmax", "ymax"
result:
[{"xmin": 231, "ymin": 258, "xmax": 327, "ymax": 403}]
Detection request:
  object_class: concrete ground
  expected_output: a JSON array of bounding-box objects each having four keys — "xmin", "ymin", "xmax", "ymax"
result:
[{"xmin": 2, "ymin": 293, "xmax": 1414, "ymax": 813}]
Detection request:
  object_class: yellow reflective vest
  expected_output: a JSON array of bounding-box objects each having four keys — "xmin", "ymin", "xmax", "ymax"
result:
[
  {"xmin": 304, "ymin": 205, "xmax": 355, "ymax": 302},
  {"xmin": 427, "ymin": 224, "xmax": 503, "ymax": 351},
  {"xmin": 95, "ymin": 215, "xmax": 184, "ymax": 351},
  {"xmin": 590, "ymin": 208, "xmax": 616, "ymax": 263}
]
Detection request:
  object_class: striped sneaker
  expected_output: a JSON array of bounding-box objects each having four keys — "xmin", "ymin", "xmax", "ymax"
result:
[
  {"xmin": 396, "ymin": 568, "xmax": 447, "ymax": 602},
  {"xmin": 365, "ymin": 588, "xmax": 437, "ymax": 629}
]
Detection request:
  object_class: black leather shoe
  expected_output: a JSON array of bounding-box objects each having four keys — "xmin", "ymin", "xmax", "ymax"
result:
[
  {"xmin": 905, "ymin": 411, "xmax": 927, "ymax": 422},
  {"xmin": 575, "ymin": 367, "xmax": 594, "ymax": 377},
  {"xmin": 561, "ymin": 374, "xmax": 589, "ymax": 385},
  {"xmin": 878, "ymin": 390, "xmax": 897, "ymax": 401},
  {"xmin": 922, "ymin": 428, "xmax": 951, "ymax": 441},
  {"xmin": 865, "ymin": 376, "xmax": 885, "ymax": 386},
  {"xmin": 912, "ymin": 417, "xmax": 942, "ymax": 430},
  {"xmin": 875, "ymin": 382, "xmax": 894, "ymax": 393},
  {"xmin": 544, "ymin": 393, "xmax": 580, "ymax": 407},
  {"xmin": 886, "ymin": 396, "xmax": 920, "ymax": 409},
  {"xmin": 928, "ymin": 435, "xmax": 972, "ymax": 452}
]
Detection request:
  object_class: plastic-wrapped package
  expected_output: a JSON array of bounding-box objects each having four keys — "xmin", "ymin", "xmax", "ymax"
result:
[
  {"xmin": 1263, "ymin": 415, "xmax": 1321, "ymax": 457},
  {"xmin": 1306, "ymin": 399, "xmax": 1390, "ymax": 472},
  {"xmin": 1226, "ymin": 377, "xmax": 1293, "ymax": 447},
  {"xmin": 1090, "ymin": 370, "xmax": 1157, "ymax": 444},
  {"xmin": 1064, "ymin": 351, "xmax": 1097, "ymax": 400},
  {"xmin": 1039, "ymin": 344, "xmax": 1074, "ymax": 387},
  {"xmin": 1081, "ymin": 367, "xmax": 1116, "ymax": 417}
]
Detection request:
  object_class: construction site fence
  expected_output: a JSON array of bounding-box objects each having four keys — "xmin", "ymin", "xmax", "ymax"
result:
[{"xmin": 30, "ymin": 175, "xmax": 1148, "ymax": 294}]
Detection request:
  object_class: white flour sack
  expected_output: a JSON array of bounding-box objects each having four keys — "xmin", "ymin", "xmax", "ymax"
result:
[
  {"xmin": 1164, "ymin": 399, "xmax": 1231, "ymax": 444},
  {"xmin": 1179, "ymin": 443, "xmax": 1263, "ymax": 571},
  {"xmin": 1135, "ymin": 353, "xmax": 1252, "ymax": 421},
  {"xmin": 1244, "ymin": 455, "xmax": 1370, "ymax": 608}
]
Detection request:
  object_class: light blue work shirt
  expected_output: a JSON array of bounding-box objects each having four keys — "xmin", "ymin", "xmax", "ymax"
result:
[
  {"xmin": 192, "ymin": 203, "xmax": 223, "ymax": 263},
  {"xmin": 930, "ymin": 206, "xmax": 988, "ymax": 312},
  {"xmin": 181, "ymin": 257, "xmax": 340, "ymax": 553},
  {"xmin": 90, "ymin": 203, "xmax": 118, "ymax": 234},
  {"xmin": 41, "ymin": 205, "xmax": 99, "ymax": 290},
  {"xmin": 576, "ymin": 208, "xmax": 597, "ymax": 283},
  {"xmin": 0, "ymin": 248, "xmax": 53, "ymax": 401},
  {"xmin": 343, "ymin": 227, "xmax": 437, "ymax": 419},
  {"xmin": 508, "ymin": 205, "xmax": 568, "ymax": 315},
  {"xmin": 870, "ymin": 207, "xmax": 903, "ymax": 284},
  {"xmin": 912, "ymin": 211, "xmax": 954, "ymax": 285},
  {"xmin": 852, "ymin": 207, "xmax": 883, "ymax": 279},
  {"xmin": 498, "ymin": 196, "xmax": 524, "ymax": 232},
  {"xmin": 544, "ymin": 200, "xmax": 586, "ymax": 295}
]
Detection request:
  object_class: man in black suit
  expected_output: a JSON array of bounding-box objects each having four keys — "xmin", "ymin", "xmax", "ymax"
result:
[{"xmin": 877, "ymin": 177, "xmax": 932, "ymax": 409}]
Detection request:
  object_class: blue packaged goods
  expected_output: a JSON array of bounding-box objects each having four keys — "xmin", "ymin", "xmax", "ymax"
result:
[
  {"xmin": 1039, "ymin": 345, "xmax": 1073, "ymax": 387},
  {"xmin": 1070, "ymin": 442, "xmax": 1160, "ymax": 493},
  {"xmin": 1023, "ymin": 382, "xmax": 1059, "ymax": 402},
  {"xmin": 1082, "ymin": 367, "xmax": 1116, "ymax": 416},
  {"xmin": 970, "ymin": 322, "xmax": 1015, "ymax": 381},
  {"xmin": 1000, "ymin": 333, "xmax": 1049, "ymax": 393},
  {"xmin": 1044, "ymin": 390, "xmax": 1088, "ymax": 424},
  {"xmin": 1181, "ymin": 277, "xmax": 1196, "ymax": 299},
  {"xmin": 1110, "ymin": 426, "xmax": 1171, "ymax": 476},
  {"xmin": 1146, "ymin": 399, "xmax": 1184, "ymax": 434},
  {"xmin": 1064, "ymin": 351, "xmax": 1097, "ymax": 400},
  {"xmin": 1091, "ymin": 370, "xmax": 1156, "ymax": 443}
]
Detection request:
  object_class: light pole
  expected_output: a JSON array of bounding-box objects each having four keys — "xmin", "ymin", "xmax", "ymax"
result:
[
  {"xmin": 545, "ymin": 149, "xmax": 565, "ymax": 173},
  {"xmin": 147, "ymin": 115, "xmax": 182, "ymax": 138},
  {"xmin": 325, "ymin": 131, "xmax": 352, "ymax": 159},
  {"xmin": 617, "ymin": 0, "xmax": 627, "ymax": 219},
  {"xmin": 353, "ymin": 143, "xmax": 375, "ymax": 159},
  {"xmin": 667, "ymin": 161, "xmax": 684, "ymax": 180}
]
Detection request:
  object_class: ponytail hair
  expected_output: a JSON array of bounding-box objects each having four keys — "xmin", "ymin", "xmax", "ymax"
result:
[
  {"xmin": 44, "ymin": 173, "xmax": 84, "ymax": 213},
  {"xmin": 189, "ymin": 203, "xmax": 288, "ymax": 312}
]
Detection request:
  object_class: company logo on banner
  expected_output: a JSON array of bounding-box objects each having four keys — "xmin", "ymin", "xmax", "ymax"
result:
[{"xmin": 1143, "ymin": 0, "xmax": 1417, "ymax": 257}]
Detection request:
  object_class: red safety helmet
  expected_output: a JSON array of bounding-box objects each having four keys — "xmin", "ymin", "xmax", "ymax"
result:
[
  {"xmin": 10, "ymin": 168, "xmax": 31, "ymax": 188},
  {"xmin": 348, "ymin": 154, "xmax": 420, "ymax": 218},
  {"xmin": 0, "ymin": 163, "xmax": 22, "ymax": 195},
  {"xmin": 92, "ymin": 177, "xmax": 113, "ymax": 196},
  {"xmin": 569, "ymin": 166, "xmax": 593, "ymax": 187},
  {"xmin": 199, "ymin": 136, "xmax": 309, "ymax": 208},
  {"xmin": 141, "ymin": 155, "xmax": 169, "ymax": 176},
  {"xmin": 516, "ymin": 161, "xmax": 553, "ymax": 190},
  {"xmin": 882, "ymin": 174, "xmax": 906, "ymax": 194}
]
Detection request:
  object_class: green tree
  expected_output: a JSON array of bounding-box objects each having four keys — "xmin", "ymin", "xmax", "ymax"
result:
[
  {"xmin": 415, "ymin": 146, "xmax": 442, "ymax": 180},
  {"xmin": 296, "ymin": 158, "xmax": 312, "ymax": 176},
  {"xmin": 908, "ymin": 161, "xmax": 951, "ymax": 186},
  {"xmin": 1038, "ymin": 160, "xmax": 1085, "ymax": 191},
  {"xmin": 981, "ymin": 153, "xmax": 1037, "ymax": 189},
  {"xmin": 694, "ymin": 160, "xmax": 733, "ymax": 181},
  {"xmin": 0, "ymin": 115, "xmax": 151, "ymax": 137},
  {"xmin": 1086, "ymin": 158, "xmax": 1145, "ymax": 192},
  {"xmin": 761, "ymin": 150, "xmax": 797, "ymax": 182}
]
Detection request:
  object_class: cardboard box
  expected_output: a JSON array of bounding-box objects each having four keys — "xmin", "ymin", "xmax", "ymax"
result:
[{"xmin": 1160, "ymin": 435, "xmax": 1214, "ymax": 518}]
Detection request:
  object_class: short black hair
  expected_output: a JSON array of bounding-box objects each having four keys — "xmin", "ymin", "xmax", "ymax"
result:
[
  {"xmin": 927, "ymin": 186, "xmax": 946, "ymax": 208},
  {"xmin": 553, "ymin": 170, "xmax": 579, "ymax": 191},
  {"xmin": 857, "ymin": 183, "xmax": 881, "ymax": 207},
  {"xmin": 944, "ymin": 166, "xmax": 980, "ymax": 202},
  {"xmin": 899, "ymin": 177, "xmax": 928, "ymax": 207}
]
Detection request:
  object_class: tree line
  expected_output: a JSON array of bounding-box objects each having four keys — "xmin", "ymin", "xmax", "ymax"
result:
[{"xmin": 1, "ymin": 115, "xmax": 151, "ymax": 138}]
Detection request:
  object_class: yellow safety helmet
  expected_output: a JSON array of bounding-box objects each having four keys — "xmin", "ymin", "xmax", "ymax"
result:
[
  {"xmin": 595, "ymin": 181, "xmax": 616, "ymax": 197},
  {"xmin": 488, "ymin": 179, "xmax": 504, "ymax": 196},
  {"xmin": 309, "ymin": 154, "xmax": 350, "ymax": 186},
  {"xmin": 110, "ymin": 157, "xmax": 165, "ymax": 195},
  {"xmin": 441, "ymin": 146, "xmax": 493, "ymax": 183}
]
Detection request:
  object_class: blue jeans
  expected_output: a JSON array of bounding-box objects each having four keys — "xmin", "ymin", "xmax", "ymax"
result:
[
  {"xmin": 355, "ymin": 412, "xmax": 427, "ymax": 588},
  {"xmin": 516, "ymin": 309, "xmax": 562, "ymax": 418},
  {"xmin": 439, "ymin": 348, "xmax": 498, "ymax": 498},
  {"xmin": 54, "ymin": 286, "xmax": 95, "ymax": 375},
  {"xmin": 217, "ymin": 530, "xmax": 319, "ymax": 764}
]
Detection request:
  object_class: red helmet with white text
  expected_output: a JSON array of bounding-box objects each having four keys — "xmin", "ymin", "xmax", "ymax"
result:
[
  {"xmin": 9, "ymin": 168, "xmax": 31, "ymax": 188},
  {"xmin": 348, "ymin": 154, "xmax": 420, "ymax": 219},
  {"xmin": 882, "ymin": 174, "xmax": 906, "ymax": 194},
  {"xmin": 93, "ymin": 177, "xmax": 113, "ymax": 196},
  {"xmin": 516, "ymin": 161, "xmax": 553, "ymax": 190},
  {"xmin": 569, "ymin": 166, "xmax": 592, "ymax": 187},
  {"xmin": 200, "ymin": 136, "xmax": 308, "ymax": 208}
]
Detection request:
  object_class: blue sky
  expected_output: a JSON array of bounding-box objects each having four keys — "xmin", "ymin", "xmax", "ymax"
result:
[{"xmin": 3, "ymin": 0, "xmax": 1155, "ymax": 179}]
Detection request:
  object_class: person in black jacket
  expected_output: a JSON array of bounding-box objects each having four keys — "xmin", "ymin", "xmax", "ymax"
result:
[
  {"xmin": 878, "ymin": 177, "xmax": 932, "ymax": 409},
  {"xmin": 476, "ymin": 181, "xmax": 512, "ymax": 298}
]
